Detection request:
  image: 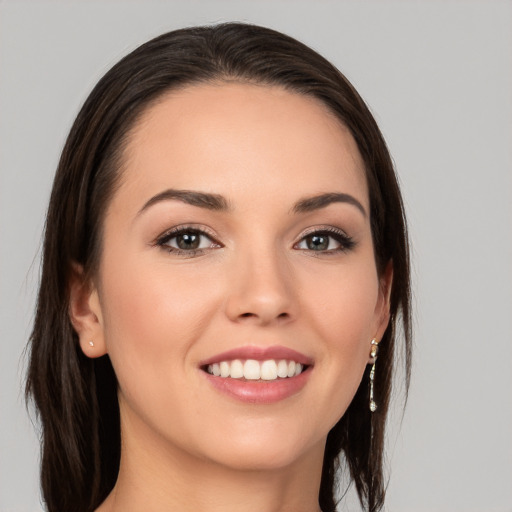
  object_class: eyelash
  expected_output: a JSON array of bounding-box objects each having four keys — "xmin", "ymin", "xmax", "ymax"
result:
[
  {"xmin": 293, "ymin": 227, "xmax": 355, "ymax": 255},
  {"xmin": 155, "ymin": 225, "xmax": 355, "ymax": 257},
  {"xmin": 155, "ymin": 225, "xmax": 222, "ymax": 258}
]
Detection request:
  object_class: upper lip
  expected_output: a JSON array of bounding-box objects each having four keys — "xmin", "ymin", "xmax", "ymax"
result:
[{"xmin": 199, "ymin": 345, "xmax": 313, "ymax": 367}]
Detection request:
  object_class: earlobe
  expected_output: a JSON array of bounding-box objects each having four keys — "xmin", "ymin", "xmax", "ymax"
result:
[{"xmin": 68, "ymin": 263, "xmax": 107, "ymax": 358}]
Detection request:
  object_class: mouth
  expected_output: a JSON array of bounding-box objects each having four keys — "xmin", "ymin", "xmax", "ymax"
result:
[
  {"xmin": 202, "ymin": 359, "xmax": 308, "ymax": 381},
  {"xmin": 199, "ymin": 346, "xmax": 313, "ymax": 403}
]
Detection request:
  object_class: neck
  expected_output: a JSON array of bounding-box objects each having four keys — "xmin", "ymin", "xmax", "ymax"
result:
[{"xmin": 97, "ymin": 412, "xmax": 325, "ymax": 512}]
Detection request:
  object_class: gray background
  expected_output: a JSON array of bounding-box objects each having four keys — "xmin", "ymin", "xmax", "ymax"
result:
[{"xmin": 1, "ymin": 1, "xmax": 511, "ymax": 511}]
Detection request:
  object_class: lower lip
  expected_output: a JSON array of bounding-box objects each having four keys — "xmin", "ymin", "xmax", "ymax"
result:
[{"xmin": 202, "ymin": 367, "xmax": 311, "ymax": 404}]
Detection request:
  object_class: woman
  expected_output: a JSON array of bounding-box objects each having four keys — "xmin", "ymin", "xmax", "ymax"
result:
[{"xmin": 26, "ymin": 23, "xmax": 411, "ymax": 512}]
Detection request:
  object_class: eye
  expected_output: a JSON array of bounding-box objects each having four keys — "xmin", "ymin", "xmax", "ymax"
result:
[
  {"xmin": 295, "ymin": 228, "xmax": 355, "ymax": 253},
  {"xmin": 156, "ymin": 227, "xmax": 221, "ymax": 255}
]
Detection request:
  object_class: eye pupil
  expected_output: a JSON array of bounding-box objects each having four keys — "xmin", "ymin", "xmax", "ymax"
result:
[
  {"xmin": 177, "ymin": 232, "xmax": 200, "ymax": 250},
  {"xmin": 307, "ymin": 235, "xmax": 328, "ymax": 251}
]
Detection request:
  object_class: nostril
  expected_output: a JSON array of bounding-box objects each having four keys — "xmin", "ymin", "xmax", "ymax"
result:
[{"xmin": 238, "ymin": 311, "xmax": 289, "ymax": 320}]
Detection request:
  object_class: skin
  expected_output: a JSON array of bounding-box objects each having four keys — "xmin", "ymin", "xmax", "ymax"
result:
[{"xmin": 70, "ymin": 83, "xmax": 392, "ymax": 512}]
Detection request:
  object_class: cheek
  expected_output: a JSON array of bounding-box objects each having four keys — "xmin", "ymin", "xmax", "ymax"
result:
[
  {"xmin": 301, "ymin": 259, "xmax": 380, "ymax": 344},
  {"xmin": 298, "ymin": 262, "xmax": 379, "ymax": 423},
  {"xmin": 98, "ymin": 254, "xmax": 220, "ymax": 400}
]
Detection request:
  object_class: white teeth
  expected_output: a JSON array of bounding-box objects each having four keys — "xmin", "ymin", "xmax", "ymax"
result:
[
  {"xmin": 277, "ymin": 359, "xmax": 288, "ymax": 378},
  {"xmin": 230, "ymin": 359, "xmax": 244, "ymax": 378},
  {"xmin": 261, "ymin": 360, "xmax": 278, "ymax": 380},
  {"xmin": 206, "ymin": 358, "xmax": 307, "ymax": 380},
  {"xmin": 220, "ymin": 361, "xmax": 230, "ymax": 378},
  {"xmin": 244, "ymin": 359, "xmax": 261, "ymax": 380}
]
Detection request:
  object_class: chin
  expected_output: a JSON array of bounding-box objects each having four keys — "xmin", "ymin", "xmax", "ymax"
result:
[
  {"xmin": 196, "ymin": 424, "xmax": 325, "ymax": 472},
  {"xmin": 209, "ymin": 447, "xmax": 313, "ymax": 473}
]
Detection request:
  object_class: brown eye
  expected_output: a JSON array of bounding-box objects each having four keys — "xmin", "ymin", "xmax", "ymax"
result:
[
  {"xmin": 157, "ymin": 228, "xmax": 220, "ymax": 254},
  {"xmin": 175, "ymin": 232, "xmax": 200, "ymax": 250}
]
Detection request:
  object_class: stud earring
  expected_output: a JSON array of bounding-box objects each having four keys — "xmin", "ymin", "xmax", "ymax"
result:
[
  {"xmin": 369, "ymin": 338, "xmax": 379, "ymax": 412},
  {"xmin": 89, "ymin": 341, "xmax": 94, "ymax": 347}
]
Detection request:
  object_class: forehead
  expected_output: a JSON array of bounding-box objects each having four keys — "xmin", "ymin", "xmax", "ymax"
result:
[{"xmin": 116, "ymin": 82, "xmax": 368, "ymax": 211}]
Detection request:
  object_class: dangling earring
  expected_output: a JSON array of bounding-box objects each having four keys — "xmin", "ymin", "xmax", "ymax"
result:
[{"xmin": 369, "ymin": 338, "xmax": 379, "ymax": 412}]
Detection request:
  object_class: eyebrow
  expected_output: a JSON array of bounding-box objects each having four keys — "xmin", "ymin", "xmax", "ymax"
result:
[
  {"xmin": 137, "ymin": 189, "xmax": 230, "ymax": 216},
  {"xmin": 292, "ymin": 192, "xmax": 367, "ymax": 217},
  {"xmin": 137, "ymin": 189, "xmax": 366, "ymax": 218}
]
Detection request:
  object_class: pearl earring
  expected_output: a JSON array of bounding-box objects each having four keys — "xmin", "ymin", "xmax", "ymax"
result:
[
  {"xmin": 369, "ymin": 338, "xmax": 379, "ymax": 412},
  {"xmin": 89, "ymin": 341, "xmax": 94, "ymax": 347}
]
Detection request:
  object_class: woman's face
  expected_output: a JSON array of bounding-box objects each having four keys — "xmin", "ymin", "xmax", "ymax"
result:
[{"xmin": 81, "ymin": 83, "xmax": 391, "ymax": 471}]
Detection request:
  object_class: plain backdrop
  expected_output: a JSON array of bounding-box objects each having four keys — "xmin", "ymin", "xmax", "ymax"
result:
[{"xmin": 1, "ymin": 1, "xmax": 511, "ymax": 511}]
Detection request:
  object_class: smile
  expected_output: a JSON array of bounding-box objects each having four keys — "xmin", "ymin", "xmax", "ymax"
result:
[
  {"xmin": 206, "ymin": 359, "xmax": 305, "ymax": 381},
  {"xmin": 200, "ymin": 346, "xmax": 313, "ymax": 403}
]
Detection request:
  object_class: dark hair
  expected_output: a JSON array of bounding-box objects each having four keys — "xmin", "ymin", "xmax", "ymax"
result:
[{"xmin": 26, "ymin": 22, "xmax": 411, "ymax": 512}]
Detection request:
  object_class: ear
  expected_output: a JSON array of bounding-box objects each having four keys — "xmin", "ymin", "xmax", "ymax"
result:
[
  {"xmin": 68, "ymin": 263, "xmax": 107, "ymax": 358},
  {"xmin": 370, "ymin": 260, "xmax": 393, "ymax": 360}
]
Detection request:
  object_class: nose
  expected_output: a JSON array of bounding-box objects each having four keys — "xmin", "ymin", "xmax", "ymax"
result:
[{"xmin": 224, "ymin": 246, "xmax": 297, "ymax": 326}]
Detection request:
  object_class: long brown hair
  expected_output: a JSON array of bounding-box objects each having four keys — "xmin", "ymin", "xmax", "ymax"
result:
[{"xmin": 26, "ymin": 23, "xmax": 411, "ymax": 512}]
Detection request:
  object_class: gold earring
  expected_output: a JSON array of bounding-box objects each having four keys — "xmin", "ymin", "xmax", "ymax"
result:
[{"xmin": 369, "ymin": 338, "xmax": 379, "ymax": 412}]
